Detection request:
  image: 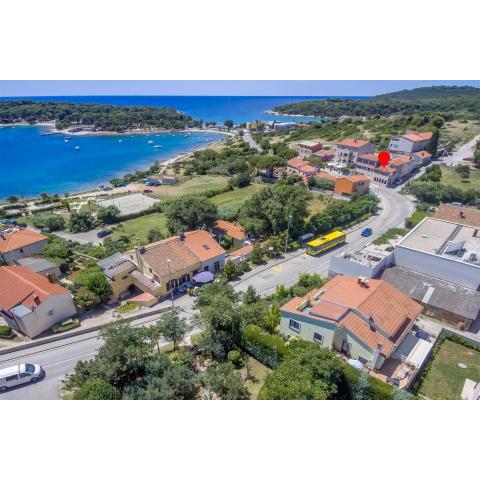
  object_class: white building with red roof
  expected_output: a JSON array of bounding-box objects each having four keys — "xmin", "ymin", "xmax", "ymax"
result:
[
  {"xmin": 286, "ymin": 157, "xmax": 319, "ymax": 177},
  {"xmin": 0, "ymin": 265, "xmax": 76, "ymax": 338},
  {"xmin": 355, "ymin": 153, "xmax": 416, "ymax": 186},
  {"xmin": 334, "ymin": 138, "xmax": 375, "ymax": 165},
  {"xmin": 280, "ymin": 275, "xmax": 422, "ymax": 370},
  {"xmin": 388, "ymin": 130, "xmax": 432, "ymax": 155},
  {"xmin": 0, "ymin": 228, "xmax": 48, "ymax": 263}
]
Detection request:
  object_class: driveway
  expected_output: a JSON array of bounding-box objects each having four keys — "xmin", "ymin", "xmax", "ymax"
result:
[
  {"xmin": 56, "ymin": 229, "xmax": 104, "ymax": 245},
  {"xmin": 444, "ymin": 134, "xmax": 480, "ymax": 166},
  {"xmin": 243, "ymin": 131, "xmax": 263, "ymax": 152}
]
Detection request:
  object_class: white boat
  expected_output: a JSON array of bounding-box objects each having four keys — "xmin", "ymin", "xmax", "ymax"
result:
[
  {"xmin": 118, "ymin": 139, "xmax": 123, "ymax": 143},
  {"xmin": 147, "ymin": 140, "xmax": 154, "ymax": 144},
  {"xmin": 75, "ymin": 146, "xmax": 80, "ymax": 150},
  {"xmin": 153, "ymin": 145, "xmax": 162, "ymax": 148},
  {"xmin": 64, "ymin": 139, "xmax": 69, "ymax": 143}
]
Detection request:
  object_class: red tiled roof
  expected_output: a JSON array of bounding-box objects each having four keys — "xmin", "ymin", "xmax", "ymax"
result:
[
  {"xmin": 391, "ymin": 155, "xmax": 412, "ymax": 167},
  {"xmin": 337, "ymin": 139, "xmax": 371, "ymax": 149},
  {"xmin": 287, "ymin": 157, "xmax": 308, "ymax": 169},
  {"xmin": 344, "ymin": 174, "xmax": 370, "ymax": 183},
  {"xmin": 316, "ymin": 172, "xmax": 338, "ymax": 182},
  {"xmin": 402, "ymin": 131, "xmax": 432, "ymax": 142},
  {"xmin": 141, "ymin": 230, "xmax": 225, "ymax": 278},
  {"xmin": 310, "ymin": 301, "xmax": 348, "ymax": 321},
  {"xmin": 228, "ymin": 244, "xmax": 253, "ymax": 260},
  {"xmin": 213, "ymin": 220, "xmax": 246, "ymax": 241},
  {"xmin": 0, "ymin": 229, "xmax": 47, "ymax": 254},
  {"xmin": 0, "ymin": 265, "xmax": 68, "ymax": 311},
  {"xmin": 414, "ymin": 150, "xmax": 432, "ymax": 158},
  {"xmin": 299, "ymin": 164, "xmax": 318, "ymax": 174}
]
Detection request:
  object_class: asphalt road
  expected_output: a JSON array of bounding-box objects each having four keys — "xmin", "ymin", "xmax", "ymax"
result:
[{"xmin": 1, "ymin": 187, "xmax": 413, "ymax": 400}]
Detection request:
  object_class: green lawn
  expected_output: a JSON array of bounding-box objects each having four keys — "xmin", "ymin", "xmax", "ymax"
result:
[
  {"xmin": 418, "ymin": 339, "xmax": 480, "ymax": 400},
  {"xmin": 112, "ymin": 212, "xmax": 169, "ymax": 244},
  {"xmin": 240, "ymin": 355, "xmax": 272, "ymax": 399},
  {"xmin": 308, "ymin": 195, "xmax": 330, "ymax": 217},
  {"xmin": 440, "ymin": 166, "xmax": 480, "ymax": 191},
  {"xmin": 212, "ymin": 184, "xmax": 267, "ymax": 207},
  {"xmin": 154, "ymin": 175, "xmax": 230, "ymax": 200}
]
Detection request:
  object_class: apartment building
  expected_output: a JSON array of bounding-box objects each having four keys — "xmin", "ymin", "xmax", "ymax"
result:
[
  {"xmin": 334, "ymin": 139, "xmax": 375, "ymax": 165},
  {"xmin": 388, "ymin": 130, "xmax": 432, "ymax": 155}
]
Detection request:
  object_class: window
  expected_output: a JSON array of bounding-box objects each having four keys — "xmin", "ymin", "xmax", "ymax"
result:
[
  {"xmin": 47, "ymin": 310, "xmax": 54, "ymax": 316},
  {"xmin": 358, "ymin": 356, "xmax": 369, "ymax": 365},
  {"xmin": 203, "ymin": 244, "xmax": 210, "ymax": 251},
  {"xmin": 19, "ymin": 372, "xmax": 31, "ymax": 378},
  {"xmin": 6, "ymin": 374, "xmax": 18, "ymax": 382},
  {"xmin": 204, "ymin": 265, "xmax": 209, "ymax": 271},
  {"xmin": 19, "ymin": 249, "xmax": 24, "ymax": 253},
  {"xmin": 313, "ymin": 332, "xmax": 323, "ymax": 344},
  {"xmin": 289, "ymin": 318, "xmax": 300, "ymax": 332}
]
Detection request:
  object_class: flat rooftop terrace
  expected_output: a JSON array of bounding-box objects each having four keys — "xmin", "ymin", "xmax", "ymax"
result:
[{"xmin": 397, "ymin": 217, "xmax": 480, "ymax": 265}]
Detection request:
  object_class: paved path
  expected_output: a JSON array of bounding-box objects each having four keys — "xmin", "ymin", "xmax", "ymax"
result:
[
  {"xmin": 243, "ymin": 131, "xmax": 263, "ymax": 152},
  {"xmin": 444, "ymin": 134, "xmax": 480, "ymax": 166},
  {"xmin": 0, "ymin": 187, "xmax": 414, "ymax": 400}
]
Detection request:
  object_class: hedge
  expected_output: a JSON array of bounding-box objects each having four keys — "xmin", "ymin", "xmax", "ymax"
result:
[
  {"xmin": 241, "ymin": 324, "xmax": 288, "ymax": 369},
  {"xmin": 52, "ymin": 318, "xmax": 80, "ymax": 334},
  {"xmin": 0, "ymin": 325, "xmax": 13, "ymax": 338},
  {"xmin": 342, "ymin": 363, "xmax": 395, "ymax": 400}
]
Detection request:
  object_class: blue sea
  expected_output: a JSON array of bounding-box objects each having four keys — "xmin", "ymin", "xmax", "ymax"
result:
[{"xmin": 0, "ymin": 96, "xmax": 365, "ymax": 199}]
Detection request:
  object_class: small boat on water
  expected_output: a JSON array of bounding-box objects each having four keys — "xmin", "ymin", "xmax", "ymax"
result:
[
  {"xmin": 153, "ymin": 145, "xmax": 162, "ymax": 148},
  {"xmin": 118, "ymin": 139, "xmax": 123, "ymax": 143},
  {"xmin": 75, "ymin": 146, "xmax": 80, "ymax": 150},
  {"xmin": 147, "ymin": 140, "xmax": 154, "ymax": 144},
  {"xmin": 64, "ymin": 138, "xmax": 69, "ymax": 143}
]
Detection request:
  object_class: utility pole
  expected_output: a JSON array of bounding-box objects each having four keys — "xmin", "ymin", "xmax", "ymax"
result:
[
  {"xmin": 167, "ymin": 259, "xmax": 175, "ymax": 309},
  {"xmin": 284, "ymin": 214, "xmax": 292, "ymax": 255}
]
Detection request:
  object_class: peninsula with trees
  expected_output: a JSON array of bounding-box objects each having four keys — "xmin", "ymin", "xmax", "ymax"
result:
[{"xmin": 0, "ymin": 99, "xmax": 201, "ymax": 132}]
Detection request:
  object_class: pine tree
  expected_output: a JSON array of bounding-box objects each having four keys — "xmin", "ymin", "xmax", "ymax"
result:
[{"xmin": 426, "ymin": 129, "xmax": 440, "ymax": 156}]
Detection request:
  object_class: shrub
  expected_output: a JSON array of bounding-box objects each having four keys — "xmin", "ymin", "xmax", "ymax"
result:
[
  {"xmin": 227, "ymin": 350, "xmax": 242, "ymax": 367},
  {"xmin": 73, "ymin": 378, "xmax": 122, "ymax": 400},
  {"xmin": 0, "ymin": 325, "xmax": 13, "ymax": 338},
  {"xmin": 342, "ymin": 364, "xmax": 395, "ymax": 400},
  {"xmin": 52, "ymin": 318, "xmax": 80, "ymax": 333},
  {"xmin": 241, "ymin": 324, "xmax": 288, "ymax": 369}
]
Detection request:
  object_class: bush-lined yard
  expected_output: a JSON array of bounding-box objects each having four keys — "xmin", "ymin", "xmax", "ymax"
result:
[
  {"xmin": 417, "ymin": 339, "xmax": 480, "ymax": 400},
  {"xmin": 153, "ymin": 175, "xmax": 230, "ymax": 200},
  {"xmin": 112, "ymin": 212, "xmax": 169, "ymax": 244}
]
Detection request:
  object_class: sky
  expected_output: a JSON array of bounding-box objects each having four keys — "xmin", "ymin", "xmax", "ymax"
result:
[{"xmin": 1, "ymin": 80, "xmax": 480, "ymax": 97}]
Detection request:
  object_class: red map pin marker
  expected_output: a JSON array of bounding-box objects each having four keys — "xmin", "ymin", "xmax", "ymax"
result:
[{"xmin": 378, "ymin": 151, "xmax": 391, "ymax": 167}]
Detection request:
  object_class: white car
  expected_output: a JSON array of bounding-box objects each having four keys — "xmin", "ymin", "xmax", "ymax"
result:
[{"xmin": 0, "ymin": 363, "xmax": 43, "ymax": 391}]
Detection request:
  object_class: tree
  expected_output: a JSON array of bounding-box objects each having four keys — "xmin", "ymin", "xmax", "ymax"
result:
[
  {"xmin": 200, "ymin": 363, "xmax": 249, "ymax": 400},
  {"xmin": 31, "ymin": 213, "xmax": 65, "ymax": 231},
  {"xmin": 164, "ymin": 194, "xmax": 218, "ymax": 234},
  {"xmin": 147, "ymin": 226, "xmax": 164, "ymax": 243},
  {"xmin": 156, "ymin": 309, "xmax": 189, "ymax": 351},
  {"xmin": 455, "ymin": 164, "xmax": 470, "ymax": 179},
  {"xmin": 69, "ymin": 211, "xmax": 95, "ymax": 233},
  {"xmin": 243, "ymin": 285, "xmax": 260, "ymax": 305},
  {"xmin": 73, "ymin": 378, "xmax": 121, "ymax": 400},
  {"xmin": 72, "ymin": 266, "xmax": 112, "ymax": 307},
  {"xmin": 97, "ymin": 205, "xmax": 121, "ymax": 224},
  {"xmin": 73, "ymin": 287, "xmax": 101, "ymax": 310},
  {"xmin": 6, "ymin": 195, "xmax": 18, "ymax": 204},
  {"xmin": 265, "ymin": 304, "xmax": 281, "ymax": 333},
  {"xmin": 426, "ymin": 129, "xmax": 440, "ymax": 156},
  {"xmin": 224, "ymin": 119, "xmax": 234, "ymax": 129},
  {"xmin": 251, "ymin": 154, "xmax": 286, "ymax": 178},
  {"xmin": 258, "ymin": 340, "xmax": 346, "ymax": 400},
  {"xmin": 222, "ymin": 260, "xmax": 241, "ymax": 281},
  {"xmin": 250, "ymin": 244, "xmax": 265, "ymax": 265},
  {"xmin": 228, "ymin": 172, "xmax": 251, "ymax": 189}
]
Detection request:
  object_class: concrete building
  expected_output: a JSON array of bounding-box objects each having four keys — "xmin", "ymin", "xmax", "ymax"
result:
[
  {"xmin": 334, "ymin": 139, "xmax": 375, "ymax": 165},
  {"xmin": 0, "ymin": 228, "xmax": 48, "ymax": 264},
  {"xmin": 382, "ymin": 266, "xmax": 480, "ymax": 331},
  {"xmin": 388, "ymin": 130, "xmax": 432, "ymax": 155},
  {"xmin": 355, "ymin": 153, "xmax": 416, "ymax": 186},
  {"xmin": 98, "ymin": 253, "xmax": 139, "ymax": 299},
  {"xmin": 226, "ymin": 244, "xmax": 253, "ymax": 264},
  {"xmin": 298, "ymin": 141, "xmax": 323, "ymax": 158},
  {"xmin": 280, "ymin": 275, "xmax": 422, "ymax": 370},
  {"xmin": 212, "ymin": 220, "xmax": 247, "ymax": 248},
  {"xmin": 333, "ymin": 174, "xmax": 370, "ymax": 195},
  {"xmin": 393, "ymin": 217, "xmax": 480, "ymax": 290},
  {"xmin": 127, "ymin": 230, "xmax": 226, "ymax": 298},
  {"xmin": 0, "ymin": 266, "xmax": 76, "ymax": 338},
  {"xmin": 16, "ymin": 257, "xmax": 62, "ymax": 278},
  {"xmin": 161, "ymin": 175, "xmax": 178, "ymax": 185},
  {"xmin": 329, "ymin": 244, "xmax": 393, "ymax": 279}
]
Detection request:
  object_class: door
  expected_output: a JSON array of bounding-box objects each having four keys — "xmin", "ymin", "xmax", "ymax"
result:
[{"xmin": 341, "ymin": 340, "xmax": 351, "ymax": 355}]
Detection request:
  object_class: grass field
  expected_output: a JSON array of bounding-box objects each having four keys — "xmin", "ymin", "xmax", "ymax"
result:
[
  {"xmin": 112, "ymin": 212, "xmax": 169, "ymax": 244},
  {"xmin": 153, "ymin": 175, "xmax": 230, "ymax": 200},
  {"xmin": 240, "ymin": 356, "xmax": 271, "ymax": 399},
  {"xmin": 308, "ymin": 195, "xmax": 330, "ymax": 217},
  {"xmin": 442, "ymin": 120, "xmax": 480, "ymax": 146},
  {"xmin": 418, "ymin": 339, "xmax": 480, "ymax": 400},
  {"xmin": 212, "ymin": 184, "xmax": 267, "ymax": 207},
  {"xmin": 441, "ymin": 166, "xmax": 480, "ymax": 191}
]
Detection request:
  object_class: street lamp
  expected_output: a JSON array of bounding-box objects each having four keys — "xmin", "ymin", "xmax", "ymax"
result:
[
  {"xmin": 167, "ymin": 259, "xmax": 175, "ymax": 308},
  {"xmin": 284, "ymin": 214, "xmax": 292, "ymax": 255}
]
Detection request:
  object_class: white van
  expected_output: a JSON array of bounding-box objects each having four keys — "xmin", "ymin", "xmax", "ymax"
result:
[{"xmin": 0, "ymin": 363, "xmax": 43, "ymax": 391}]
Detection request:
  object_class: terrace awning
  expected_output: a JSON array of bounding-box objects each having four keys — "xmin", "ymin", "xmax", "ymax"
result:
[{"xmin": 193, "ymin": 271, "xmax": 214, "ymax": 284}]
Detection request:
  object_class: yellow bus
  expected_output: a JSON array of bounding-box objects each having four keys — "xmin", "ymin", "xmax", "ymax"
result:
[{"xmin": 306, "ymin": 231, "xmax": 346, "ymax": 256}]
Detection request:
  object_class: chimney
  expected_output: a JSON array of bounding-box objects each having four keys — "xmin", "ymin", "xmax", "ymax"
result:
[
  {"xmin": 369, "ymin": 344, "xmax": 383, "ymax": 371},
  {"xmin": 178, "ymin": 231, "xmax": 185, "ymax": 241},
  {"xmin": 368, "ymin": 317, "xmax": 376, "ymax": 330},
  {"xmin": 33, "ymin": 295, "xmax": 41, "ymax": 306},
  {"xmin": 357, "ymin": 276, "xmax": 369, "ymax": 287}
]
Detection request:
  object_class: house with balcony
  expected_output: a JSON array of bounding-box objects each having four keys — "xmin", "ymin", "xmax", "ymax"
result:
[
  {"xmin": 279, "ymin": 275, "xmax": 422, "ymax": 370},
  {"xmin": 286, "ymin": 157, "xmax": 318, "ymax": 177},
  {"xmin": 0, "ymin": 228, "xmax": 48, "ymax": 264},
  {"xmin": 212, "ymin": 220, "xmax": 247, "ymax": 248},
  {"xmin": 388, "ymin": 130, "xmax": 432, "ymax": 155},
  {"xmin": 355, "ymin": 153, "xmax": 416, "ymax": 186},
  {"xmin": 297, "ymin": 141, "xmax": 323, "ymax": 158},
  {"xmin": 334, "ymin": 139, "xmax": 375, "ymax": 166}
]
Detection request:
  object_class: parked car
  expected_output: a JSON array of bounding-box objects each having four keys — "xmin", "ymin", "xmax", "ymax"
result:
[
  {"xmin": 361, "ymin": 228, "xmax": 373, "ymax": 237},
  {"xmin": 0, "ymin": 363, "xmax": 43, "ymax": 391},
  {"xmin": 17, "ymin": 222, "xmax": 27, "ymax": 228},
  {"xmin": 97, "ymin": 229, "xmax": 112, "ymax": 238},
  {"xmin": 143, "ymin": 189, "xmax": 153, "ymax": 193},
  {"xmin": 40, "ymin": 227, "xmax": 52, "ymax": 233}
]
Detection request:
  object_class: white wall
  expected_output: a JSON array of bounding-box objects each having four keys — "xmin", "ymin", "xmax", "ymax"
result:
[
  {"xmin": 2, "ymin": 239, "xmax": 48, "ymax": 263},
  {"xmin": 15, "ymin": 294, "xmax": 77, "ymax": 338},
  {"xmin": 201, "ymin": 253, "xmax": 225, "ymax": 274}
]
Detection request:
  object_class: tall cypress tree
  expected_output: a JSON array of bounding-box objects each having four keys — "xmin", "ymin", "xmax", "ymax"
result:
[{"xmin": 426, "ymin": 129, "xmax": 440, "ymax": 156}]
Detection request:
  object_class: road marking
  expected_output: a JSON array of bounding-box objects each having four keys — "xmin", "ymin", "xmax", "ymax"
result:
[
  {"xmin": 44, "ymin": 352, "xmax": 96, "ymax": 369},
  {"xmin": 273, "ymin": 265, "xmax": 283, "ymax": 272}
]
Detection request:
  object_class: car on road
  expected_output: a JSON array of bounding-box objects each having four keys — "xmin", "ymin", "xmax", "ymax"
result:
[
  {"xmin": 97, "ymin": 229, "xmax": 112, "ymax": 238},
  {"xmin": 361, "ymin": 228, "xmax": 373, "ymax": 237},
  {"xmin": 0, "ymin": 363, "xmax": 43, "ymax": 391}
]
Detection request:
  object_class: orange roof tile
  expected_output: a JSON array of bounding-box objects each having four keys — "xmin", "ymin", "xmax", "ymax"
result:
[
  {"xmin": 228, "ymin": 244, "xmax": 253, "ymax": 259},
  {"xmin": 213, "ymin": 220, "xmax": 246, "ymax": 241},
  {"xmin": 344, "ymin": 174, "xmax": 370, "ymax": 183},
  {"xmin": 141, "ymin": 230, "xmax": 225, "ymax": 278},
  {"xmin": 287, "ymin": 157, "xmax": 309, "ymax": 169},
  {"xmin": 402, "ymin": 131, "xmax": 432, "ymax": 142},
  {"xmin": 391, "ymin": 155, "xmax": 413, "ymax": 167},
  {"xmin": 0, "ymin": 229, "xmax": 47, "ymax": 254},
  {"xmin": 316, "ymin": 171, "xmax": 338, "ymax": 182},
  {"xmin": 336, "ymin": 139, "xmax": 371, "ymax": 149},
  {"xmin": 414, "ymin": 150, "xmax": 432, "ymax": 158},
  {"xmin": 0, "ymin": 265, "xmax": 68, "ymax": 311}
]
